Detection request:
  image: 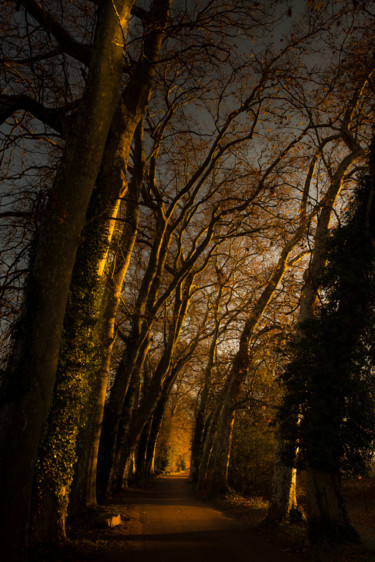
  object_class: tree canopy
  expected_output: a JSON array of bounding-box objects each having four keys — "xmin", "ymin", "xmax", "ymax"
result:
[{"xmin": 1, "ymin": 0, "xmax": 375, "ymax": 558}]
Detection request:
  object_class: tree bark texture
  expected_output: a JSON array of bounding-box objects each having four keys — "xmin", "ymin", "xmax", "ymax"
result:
[
  {"xmin": 31, "ymin": 99, "xmax": 137, "ymax": 545},
  {"xmin": 69, "ymin": 0, "xmax": 172, "ymax": 511},
  {"xmin": 305, "ymin": 466, "xmax": 358, "ymax": 544},
  {"xmin": 0, "ymin": 1, "xmax": 134, "ymax": 558},
  {"xmin": 69, "ymin": 122, "xmax": 144, "ymax": 512},
  {"xmin": 263, "ymin": 442, "xmax": 299, "ymax": 527}
]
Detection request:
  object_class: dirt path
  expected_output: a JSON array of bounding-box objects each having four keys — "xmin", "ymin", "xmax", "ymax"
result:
[{"xmin": 120, "ymin": 473, "xmax": 298, "ymax": 562}]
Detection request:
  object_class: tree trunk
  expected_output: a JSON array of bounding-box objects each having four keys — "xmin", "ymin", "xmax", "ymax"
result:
[
  {"xmin": 98, "ymin": 330, "xmax": 151, "ymax": 497},
  {"xmin": 263, "ymin": 441, "xmax": 299, "ymax": 527},
  {"xmin": 197, "ymin": 401, "xmax": 223, "ymax": 490},
  {"xmin": 72, "ymin": 182, "xmax": 142, "ymax": 506},
  {"xmin": 97, "ymin": 216, "xmax": 169, "ymax": 497},
  {"xmin": 208, "ymin": 352, "xmax": 246, "ymax": 497},
  {"xmin": 72, "ymin": 0, "xmax": 172, "ymax": 506},
  {"xmin": 111, "ymin": 368, "xmax": 142, "ymax": 492},
  {"xmin": 305, "ymin": 466, "xmax": 358, "ymax": 544},
  {"xmin": 144, "ymin": 374, "xmax": 176, "ymax": 477},
  {"xmin": 135, "ymin": 417, "xmax": 153, "ymax": 482},
  {"xmin": 97, "ymin": 192, "xmax": 173, "ymax": 496},
  {"xmin": 209, "ymin": 412, "xmax": 236, "ymax": 496},
  {"xmin": 31, "ymin": 98, "xmax": 136, "ymax": 545},
  {"xmin": 111, "ymin": 334, "xmax": 184, "ymax": 489},
  {"xmin": 190, "ymin": 309, "xmax": 220, "ymax": 483},
  {"xmin": 0, "ymin": 2, "xmax": 134, "ymax": 558},
  {"xmin": 189, "ymin": 401, "xmax": 207, "ymax": 483}
]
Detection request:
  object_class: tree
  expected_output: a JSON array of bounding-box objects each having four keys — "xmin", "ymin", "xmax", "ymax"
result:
[
  {"xmin": 0, "ymin": 1, "xmax": 135, "ymax": 558},
  {"xmin": 278, "ymin": 138, "xmax": 375, "ymax": 544},
  {"xmin": 68, "ymin": 119, "xmax": 146, "ymax": 515},
  {"xmin": 2, "ymin": 0, "xmax": 375, "ymax": 555},
  {"xmin": 265, "ymin": 7, "xmax": 375, "ymax": 522},
  {"xmin": 31, "ymin": 0, "xmax": 172, "ymax": 544},
  {"xmin": 97, "ymin": 0, "xmax": 343, "ymax": 497},
  {"xmin": 205, "ymin": 151, "xmax": 319, "ymax": 496},
  {"xmin": 189, "ymin": 282, "xmax": 223, "ymax": 484}
]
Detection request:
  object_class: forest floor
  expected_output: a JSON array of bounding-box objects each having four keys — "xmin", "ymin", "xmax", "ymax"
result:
[
  {"xmin": 213, "ymin": 473, "xmax": 375, "ymax": 562},
  {"xmin": 30, "ymin": 472, "xmax": 375, "ymax": 562}
]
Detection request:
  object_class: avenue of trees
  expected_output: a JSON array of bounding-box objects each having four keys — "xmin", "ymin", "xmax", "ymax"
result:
[{"xmin": 1, "ymin": 0, "xmax": 375, "ymax": 559}]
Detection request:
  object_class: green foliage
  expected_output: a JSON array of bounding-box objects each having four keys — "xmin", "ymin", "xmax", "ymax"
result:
[
  {"xmin": 278, "ymin": 145, "xmax": 375, "ymax": 477},
  {"xmin": 33, "ymin": 191, "xmax": 113, "ymax": 516},
  {"xmin": 230, "ymin": 409, "xmax": 278, "ymax": 498}
]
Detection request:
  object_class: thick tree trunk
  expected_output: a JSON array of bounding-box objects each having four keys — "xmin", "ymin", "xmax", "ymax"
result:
[
  {"xmin": 305, "ymin": 466, "xmax": 358, "ymax": 544},
  {"xmin": 0, "ymin": 2, "xmax": 134, "ymax": 559},
  {"xmin": 71, "ymin": 0, "xmax": 172, "ymax": 507},
  {"xmin": 80, "ymin": 137, "xmax": 144, "ymax": 503},
  {"xmin": 263, "ymin": 442, "xmax": 299, "ymax": 527},
  {"xmin": 31, "ymin": 98, "xmax": 136, "ymax": 545}
]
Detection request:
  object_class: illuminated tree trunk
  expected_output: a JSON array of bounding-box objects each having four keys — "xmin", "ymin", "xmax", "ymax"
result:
[
  {"xmin": 31, "ymin": 91, "xmax": 139, "ymax": 547},
  {"xmin": 73, "ymin": 122, "xmax": 144, "ymax": 507},
  {"xmin": 73, "ymin": 0, "xmax": 172, "ymax": 503},
  {"xmin": 68, "ymin": 163, "xmax": 142, "ymax": 513},
  {"xmin": 49, "ymin": 0, "xmax": 170, "ymax": 521},
  {"xmin": 263, "ymin": 442, "xmax": 299, "ymax": 527},
  {"xmin": 0, "ymin": 2, "xmax": 134, "ymax": 558}
]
